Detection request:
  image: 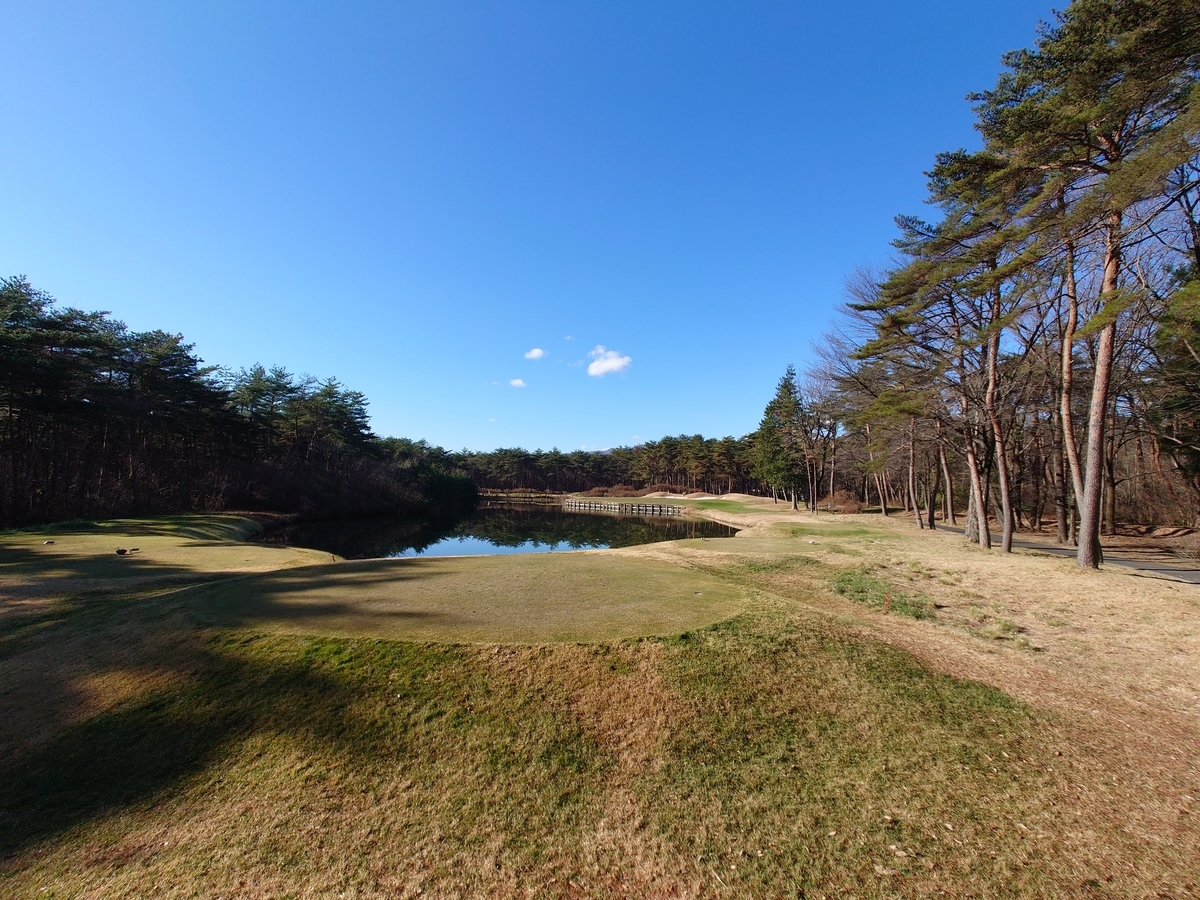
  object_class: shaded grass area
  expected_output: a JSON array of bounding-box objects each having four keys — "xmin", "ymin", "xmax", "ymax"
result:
[
  {"xmin": 0, "ymin": 515, "xmax": 317, "ymax": 592},
  {"xmin": 2, "ymin": 514, "xmax": 264, "ymax": 542},
  {"xmin": 0, "ymin": 628, "xmax": 610, "ymax": 892},
  {"xmin": 832, "ymin": 569, "xmax": 937, "ymax": 620}
]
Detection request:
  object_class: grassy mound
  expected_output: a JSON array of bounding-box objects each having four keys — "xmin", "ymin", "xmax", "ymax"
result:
[
  {"xmin": 2, "ymin": 513, "xmax": 1194, "ymax": 897},
  {"xmin": 192, "ymin": 552, "xmax": 748, "ymax": 643},
  {"xmin": 2, "ymin": 601, "xmax": 1068, "ymax": 898}
]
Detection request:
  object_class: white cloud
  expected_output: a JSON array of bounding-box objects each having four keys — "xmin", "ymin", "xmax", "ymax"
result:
[
  {"xmin": 524, "ymin": 347, "xmax": 545, "ymax": 359},
  {"xmin": 586, "ymin": 345, "xmax": 632, "ymax": 377},
  {"xmin": 509, "ymin": 378, "xmax": 527, "ymax": 388}
]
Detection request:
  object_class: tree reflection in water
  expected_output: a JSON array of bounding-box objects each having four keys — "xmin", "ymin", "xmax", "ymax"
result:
[{"xmin": 259, "ymin": 503, "xmax": 737, "ymax": 559}]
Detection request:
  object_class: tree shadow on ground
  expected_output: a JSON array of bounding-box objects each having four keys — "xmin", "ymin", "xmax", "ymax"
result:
[
  {"xmin": 0, "ymin": 632, "xmax": 433, "ymax": 859},
  {"xmin": 189, "ymin": 560, "xmax": 458, "ymax": 630},
  {"xmin": 0, "ymin": 543, "xmax": 207, "ymax": 588},
  {"xmin": 0, "ymin": 555, "xmax": 459, "ymax": 860}
]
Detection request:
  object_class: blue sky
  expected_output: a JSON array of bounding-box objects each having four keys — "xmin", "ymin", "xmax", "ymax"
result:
[{"xmin": 1, "ymin": 0, "xmax": 1053, "ymax": 451}]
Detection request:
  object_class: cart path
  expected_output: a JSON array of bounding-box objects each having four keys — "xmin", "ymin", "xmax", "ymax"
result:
[{"xmin": 937, "ymin": 525, "xmax": 1200, "ymax": 585}]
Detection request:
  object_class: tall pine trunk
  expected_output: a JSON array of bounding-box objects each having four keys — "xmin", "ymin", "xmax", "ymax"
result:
[
  {"xmin": 985, "ymin": 283, "xmax": 1014, "ymax": 552},
  {"xmin": 908, "ymin": 419, "xmax": 923, "ymax": 529},
  {"xmin": 926, "ymin": 461, "xmax": 940, "ymax": 530},
  {"xmin": 1050, "ymin": 399, "xmax": 1069, "ymax": 544},
  {"xmin": 1059, "ymin": 230, "xmax": 1087, "ymax": 550},
  {"xmin": 938, "ymin": 437, "xmax": 956, "ymax": 525},
  {"xmin": 964, "ymin": 425, "xmax": 991, "ymax": 549},
  {"xmin": 1077, "ymin": 213, "xmax": 1121, "ymax": 569}
]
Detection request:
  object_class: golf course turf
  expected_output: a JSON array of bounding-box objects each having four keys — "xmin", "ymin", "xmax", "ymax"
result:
[{"xmin": 2, "ymin": 512, "xmax": 1197, "ymax": 898}]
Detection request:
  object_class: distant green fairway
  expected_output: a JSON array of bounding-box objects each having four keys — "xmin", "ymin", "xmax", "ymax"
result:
[
  {"xmin": 0, "ymin": 515, "xmax": 327, "ymax": 590},
  {"xmin": 2, "ymin": 516, "xmax": 749, "ymax": 643},
  {"xmin": 191, "ymin": 551, "xmax": 748, "ymax": 643}
]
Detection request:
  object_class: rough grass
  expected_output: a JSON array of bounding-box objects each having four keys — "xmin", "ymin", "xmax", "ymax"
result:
[
  {"xmin": 644, "ymin": 612, "xmax": 1068, "ymax": 896},
  {"xmin": 2, "ymin": 514, "xmax": 1198, "ymax": 898},
  {"xmin": 832, "ymin": 568, "xmax": 937, "ymax": 619},
  {"xmin": 0, "ymin": 596, "xmax": 1075, "ymax": 899}
]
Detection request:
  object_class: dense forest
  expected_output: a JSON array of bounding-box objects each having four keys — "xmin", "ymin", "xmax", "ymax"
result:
[
  {"xmin": 455, "ymin": 437, "xmax": 758, "ymax": 496},
  {"xmin": 0, "ymin": 277, "xmax": 475, "ymax": 527}
]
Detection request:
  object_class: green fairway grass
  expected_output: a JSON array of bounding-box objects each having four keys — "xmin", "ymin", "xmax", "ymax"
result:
[
  {"xmin": 585, "ymin": 496, "xmax": 773, "ymax": 516},
  {"xmin": 776, "ymin": 520, "xmax": 891, "ymax": 540},
  {"xmin": 191, "ymin": 551, "xmax": 748, "ymax": 643},
  {"xmin": 0, "ymin": 515, "xmax": 326, "ymax": 589}
]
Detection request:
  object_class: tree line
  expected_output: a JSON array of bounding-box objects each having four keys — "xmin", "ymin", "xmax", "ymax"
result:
[
  {"xmin": 475, "ymin": 0, "xmax": 1200, "ymax": 571},
  {"xmin": 7, "ymin": 0, "xmax": 1195, "ymax": 562},
  {"xmin": 750, "ymin": 0, "xmax": 1199, "ymax": 568},
  {"xmin": 0, "ymin": 277, "xmax": 475, "ymax": 527},
  {"xmin": 453, "ymin": 435, "xmax": 761, "ymax": 496}
]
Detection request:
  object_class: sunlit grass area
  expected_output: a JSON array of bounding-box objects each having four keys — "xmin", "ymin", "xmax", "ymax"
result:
[
  {"xmin": 586, "ymin": 496, "xmax": 775, "ymax": 516},
  {"xmin": 0, "ymin": 515, "xmax": 324, "ymax": 589},
  {"xmin": 831, "ymin": 568, "xmax": 937, "ymax": 619},
  {"xmin": 191, "ymin": 552, "xmax": 749, "ymax": 643},
  {"xmin": 0, "ymin": 591, "xmax": 1074, "ymax": 898},
  {"xmin": 2, "ymin": 514, "xmax": 1197, "ymax": 898}
]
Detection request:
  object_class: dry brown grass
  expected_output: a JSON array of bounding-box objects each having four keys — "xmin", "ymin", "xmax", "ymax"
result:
[
  {"xmin": 641, "ymin": 505, "xmax": 1200, "ymax": 897},
  {"xmin": 3, "ymin": 512, "xmax": 1200, "ymax": 898}
]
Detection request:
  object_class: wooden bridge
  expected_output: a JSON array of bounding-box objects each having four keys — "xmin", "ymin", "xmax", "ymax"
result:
[
  {"xmin": 478, "ymin": 490, "xmax": 564, "ymax": 506},
  {"xmin": 562, "ymin": 499, "xmax": 685, "ymax": 517}
]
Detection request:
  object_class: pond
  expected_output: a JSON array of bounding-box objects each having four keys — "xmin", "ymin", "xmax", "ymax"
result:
[{"xmin": 260, "ymin": 502, "xmax": 738, "ymax": 559}]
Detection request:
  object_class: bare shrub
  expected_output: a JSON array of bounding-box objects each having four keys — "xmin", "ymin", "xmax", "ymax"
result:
[
  {"xmin": 822, "ymin": 490, "xmax": 864, "ymax": 514},
  {"xmin": 580, "ymin": 485, "xmax": 642, "ymax": 497},
  {"xmin": 642, "ymin": 483, "xmax": 693, "ymax": 495}
]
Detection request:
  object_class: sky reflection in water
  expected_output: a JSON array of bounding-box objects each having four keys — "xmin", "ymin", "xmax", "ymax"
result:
[{"xmin": 262, "ymin": 503, "xmax": 737, "ymax": 560}]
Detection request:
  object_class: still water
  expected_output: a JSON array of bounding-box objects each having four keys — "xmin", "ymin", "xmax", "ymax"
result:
[{"xmin": 261, "ymin": 503, "xmax": 738, "ymax": 560}]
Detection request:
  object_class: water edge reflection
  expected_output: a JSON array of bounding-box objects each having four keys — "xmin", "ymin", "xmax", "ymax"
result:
[{"xmin": 257, "ymin": 503, "xmax": 738, "ymax": 559}]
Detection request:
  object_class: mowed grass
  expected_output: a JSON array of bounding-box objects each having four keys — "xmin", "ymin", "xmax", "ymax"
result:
[
  {"xmin": 591, "ymin": 496, "xmax": 771, "ymax": 516},
  {"xmin": 0, "ymin": 515, "xmax": 327, "ymax": 589},
  {"xmin": 668, "ymin": 498, "xmax": 760, "ymax": 514},
  {"xmin": 2, "ymin": 515, "xmax": 1195, "ymax": 898},
  {"xmin": 192, "ymin": 552, "xmax": 748, "ymax": 643}
]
